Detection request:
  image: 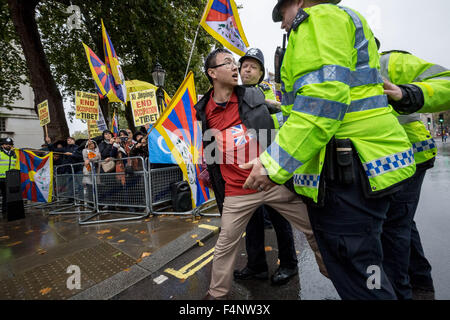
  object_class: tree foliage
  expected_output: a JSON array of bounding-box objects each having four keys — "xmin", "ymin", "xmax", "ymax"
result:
[
  {"xmin": 35, "ymin": 0, "xmax": 216, "ymax": 122},
  {"xmin": 3, "ymin": 0, "xmax": 219, "ymax": 134},
  {"xmin": 0, "ymin": 0, "xmax": 28, "ymax": 109}
]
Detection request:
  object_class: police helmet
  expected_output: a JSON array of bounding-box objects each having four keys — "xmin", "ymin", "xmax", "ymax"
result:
[
  {"xmin": 239, "ymin": 48, "xmax": 266, "ymax": 84},
  {"xmin": 272, "ymin": 0, "xmax": 341, "ymax": 22},
  {"xmin": 2, "ymin": 137, "xmax": 14, "ymax": 146}
]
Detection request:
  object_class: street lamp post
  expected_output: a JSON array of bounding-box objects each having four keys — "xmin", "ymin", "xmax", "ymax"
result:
[{"xmin": 152, "ymin": 61, "xmax": 166, "ymax": 116}]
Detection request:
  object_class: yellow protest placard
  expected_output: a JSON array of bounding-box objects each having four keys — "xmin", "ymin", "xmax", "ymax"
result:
[
  {"xmin": 75, "ymin": 91, "xmax": 99, "ymax": 121},
  {"xmin": 130, "ymin": 89, "xmax": 159, "ymax": 127},
  {"xmin": 87, "ymin": 120, "xmax": 102, "ymax": 138},
  {"xmin": 37, "ymin": 100, "xmax": 50, "ymax": 127}
]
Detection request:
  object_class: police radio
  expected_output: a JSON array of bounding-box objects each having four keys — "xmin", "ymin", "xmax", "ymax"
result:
[{"xmin": 274, "ymin": 34, "xmax": 287, "ymax": 84}]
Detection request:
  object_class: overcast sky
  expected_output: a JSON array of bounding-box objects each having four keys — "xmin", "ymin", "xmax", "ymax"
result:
[{"xmin": 67, "ymin": 0, "xmax": 450, "ymax": 134}]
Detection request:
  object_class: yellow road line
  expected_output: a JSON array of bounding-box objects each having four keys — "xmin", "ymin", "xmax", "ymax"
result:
[
  {"xmin": 198, "ymin": 224, "xmax": 219, "ymax": 232},
  {"xmin": 164, "ymin": 247, "xmax": 215, "ymax": 280}
]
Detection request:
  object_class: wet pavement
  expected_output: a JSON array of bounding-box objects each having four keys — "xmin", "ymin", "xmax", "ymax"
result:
[
  {"xmin": 0, "ymin": 204, "xmax": 220, "ymax": 299},
  {"xmin": 113, "ymin": 226, "xmax": 302, "ymax": 300},
  {"xmin": 1, "ymin": 139, "xmax": 449, "ymax": 301},
  {"xmin": 413, "ymin": 139, "xmax": 450, "ymax": 299}
]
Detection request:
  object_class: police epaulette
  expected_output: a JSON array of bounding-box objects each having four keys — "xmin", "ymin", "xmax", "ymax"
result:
[{"xmin": 291, "ymin": 9, "xmax": 309, "ymax": 32}]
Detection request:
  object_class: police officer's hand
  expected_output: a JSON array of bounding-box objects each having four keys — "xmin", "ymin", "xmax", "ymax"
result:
[
  {"xmin": 383, "ymin": 78, "xmax": 403, "ymax": 101},
  {"xmin": 265, "ymin": 99, "xmax": 281, "ymax": 109},
  {"xmin": 45, "ymin": 136, "xmax": 51, "ymax": 144},
  {"xmin": 241, "ymin": 158, "xmax": 276, "ymax": 192}
]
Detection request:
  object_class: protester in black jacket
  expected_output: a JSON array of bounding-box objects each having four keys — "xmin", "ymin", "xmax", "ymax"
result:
[{"xmin": 45, "ymin": 136, "xmax": 83, "ymax": 173}]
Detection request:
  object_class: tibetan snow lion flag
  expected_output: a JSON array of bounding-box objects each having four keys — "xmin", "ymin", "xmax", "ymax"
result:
[
  {"xmin": 153, "ymin": 72, "xmax": 210, "ymax": 208},
  {"xmin": 101, "ymin": 19, "xmax": 127, "ymax": 103},
  {"xmin": 82, "ymin": 43, "xmax": 111, "ymax": 99},
  {"xmin": 200, "ymin": 0, "xmax": 249, "ymax": 56},
  {"xmin": 14, "ymin": 149, "xmax": 53, "ymax": 203}
]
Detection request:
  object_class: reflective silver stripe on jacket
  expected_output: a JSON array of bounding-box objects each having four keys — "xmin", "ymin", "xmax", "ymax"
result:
[{"xmin": 414, "ymin": 64, "xmax": 450, "ymax": 82}]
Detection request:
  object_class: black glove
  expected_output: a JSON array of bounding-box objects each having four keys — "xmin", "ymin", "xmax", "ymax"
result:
[{"xmin": 389, "ymin": 84, "xmax": 424, "ymax": 115}]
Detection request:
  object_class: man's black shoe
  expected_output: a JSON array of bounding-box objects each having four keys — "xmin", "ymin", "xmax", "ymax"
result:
[
  {"xmin": 270, "ymin": 267, "xmax": 298, "ymax": 286},
  {"xmin": 233, "ymin": 267, "xmax": 268, "ymax": 280}
]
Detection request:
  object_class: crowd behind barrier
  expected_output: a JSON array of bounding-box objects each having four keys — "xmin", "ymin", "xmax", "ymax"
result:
[
  {"xmin": 50, "ymin": 155, "xmax": 217, "ymax": 225},
  {"xmin": 5, "ymin": 128, "xmax": 216, "ymax": 223}
]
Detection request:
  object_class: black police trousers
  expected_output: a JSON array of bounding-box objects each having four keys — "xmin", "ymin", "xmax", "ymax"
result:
[
  {"xmin": 382, "ymin": 167, "xmax": 434, "ymax": 299},
  {"xmin": 0, "ymin": 179, "xmax": 6, "ymax": 218},
  {"xmin": 245, "ymin": 205, "xmax": 298, "ymax": 272},
  {"xmin": 307, "ymin": 158, "xmax": 397, "ymax": 300}
]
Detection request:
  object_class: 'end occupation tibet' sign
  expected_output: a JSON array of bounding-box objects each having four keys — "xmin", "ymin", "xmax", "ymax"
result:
[
  {"xmin": 37, "ymin": 100, "xmax": 50, "ymax": 127},
  {"xmin": 75, "ymin": 91, "xmax": 99, "ymax": 121},
  {"xmin": 130, "ymin": 89, "xmax": 159, "ymax": 127}
]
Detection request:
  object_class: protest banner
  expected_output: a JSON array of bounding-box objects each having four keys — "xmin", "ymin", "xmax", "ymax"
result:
[
  {"xmin": 37, "ymin": 100, "xmax": 50, "ymax": 127},
  {"xmin": 87, "ymin": 119, "xmax": 103, "ymax": 138},
  {"xmin": 130, "ymin": 89, "xmax": 159, "ymax": 126},
  {"xmin": 75, "ymin": 91, "xmax": 99, "ymax": 121}
]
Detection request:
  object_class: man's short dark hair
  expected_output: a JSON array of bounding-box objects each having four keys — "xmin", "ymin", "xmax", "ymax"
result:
[{"xmin": 204, "ymin": 48, "xmax": 232, "ymax": 84}]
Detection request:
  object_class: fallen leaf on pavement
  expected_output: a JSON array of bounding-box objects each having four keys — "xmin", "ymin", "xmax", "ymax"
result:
[
  {"xmin": 106, "ymin": 236, "xmax": 113, "ymax": 240},
  {"xmin": 0, "ymin": 236, "xmax": 10, "ymax": 240},
  {"xmin": 97, "ymin": 229, "xmax": 111, "ymax": 235},
  {"xmin": 123, "ymin": 268, "xmax": 130, "ymax": 272},
  {"xmin": 39, "ymin": 287, "xmax": 52, "ymax": 295},
  {"xmin": 139, "ymin": 231, "xmax": 147, "ymax": 234},
  {"xmin": 191, "ymin": 234, "xmax": 198, "ymax": 239},
  {"xmin": 7, "ymin": 241, "xmax": 22, "ymax": 247},
  {"xmin": 141, "ymin": 252, "xmax": 151, "ymax": 258},
  {"xmin": 25, "ymin": 230, "xmax": 34, "ymax": 234},
  {"xmin": 113, "ymin": 252, "xmax": 122, "ymax": 257},
  {"xmin": 37, "ymin": 249, "xmax": 47, "ymax": 255},
  {"xmin": 120, "ymin": 228, "xmax": 128, "ymax": 232},
  {"xmin": 117, "ymin": 240, "xmax": 125, "ymax": 243},
  {"xmin": 196, "ymin": 240, "xmax": 204, "ymax": 247}
]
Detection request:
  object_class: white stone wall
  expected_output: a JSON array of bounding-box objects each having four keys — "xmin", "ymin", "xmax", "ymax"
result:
[{"xmin": 0, "ymin": 84, "xmax": 44, "ymax": 149}]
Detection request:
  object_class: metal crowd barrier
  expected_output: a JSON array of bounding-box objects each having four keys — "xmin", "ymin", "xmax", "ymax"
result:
[
  {"xmin": 48, "ymin": 163, "xmax": 93, "ymax": 215},
  {"xmin": 47, "ymin": 156, "xmax": 217, "ymax": 225}
]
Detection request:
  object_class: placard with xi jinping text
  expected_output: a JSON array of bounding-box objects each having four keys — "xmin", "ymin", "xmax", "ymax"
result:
[
  {"xmin": 130, "ymin": 89, "xmax": 159, "ymax": 127},
  {"xmin": 37, "ymin": 100, "xmax": 50, "ymax": 127},
  {"xmin": 75, "ymin": 91, "xmax": 99, "ymax": 121}
]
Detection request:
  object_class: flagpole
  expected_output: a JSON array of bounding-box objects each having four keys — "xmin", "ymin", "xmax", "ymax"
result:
[{"xmin": 184, "ymin": 23, "xmax": 201, "ymax": 79}]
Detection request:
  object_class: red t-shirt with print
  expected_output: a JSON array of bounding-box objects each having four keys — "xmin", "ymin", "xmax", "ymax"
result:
[{"xmin": 205, "ymin": 90, "xmax": 261, "ymax": 196}]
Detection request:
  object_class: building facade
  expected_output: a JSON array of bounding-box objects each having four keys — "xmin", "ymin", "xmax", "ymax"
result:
[{"xmin": 0, "ymin": 84, "xmax": 43, "ymax": 149}]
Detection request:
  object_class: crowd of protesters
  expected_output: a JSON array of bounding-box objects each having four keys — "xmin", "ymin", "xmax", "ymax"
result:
[{"xmin": 43, "ymin": 126, "xmax": 149, "ymax": 207}]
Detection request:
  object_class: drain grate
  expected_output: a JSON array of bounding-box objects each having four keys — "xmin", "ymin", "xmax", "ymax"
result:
[{"xmin": 0, "ymin": 243, "xmax": 136, "ymax": 300}]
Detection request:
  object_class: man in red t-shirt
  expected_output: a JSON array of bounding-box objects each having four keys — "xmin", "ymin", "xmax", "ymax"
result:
[{"xmin": 195, "ymin": 48, "xmax": 326, "ymax": 300}]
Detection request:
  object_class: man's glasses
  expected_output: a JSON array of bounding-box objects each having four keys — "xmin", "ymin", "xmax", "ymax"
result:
[{"xmin": 210, "ymin": 59, "xmax": 240, "ymax": 70}]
